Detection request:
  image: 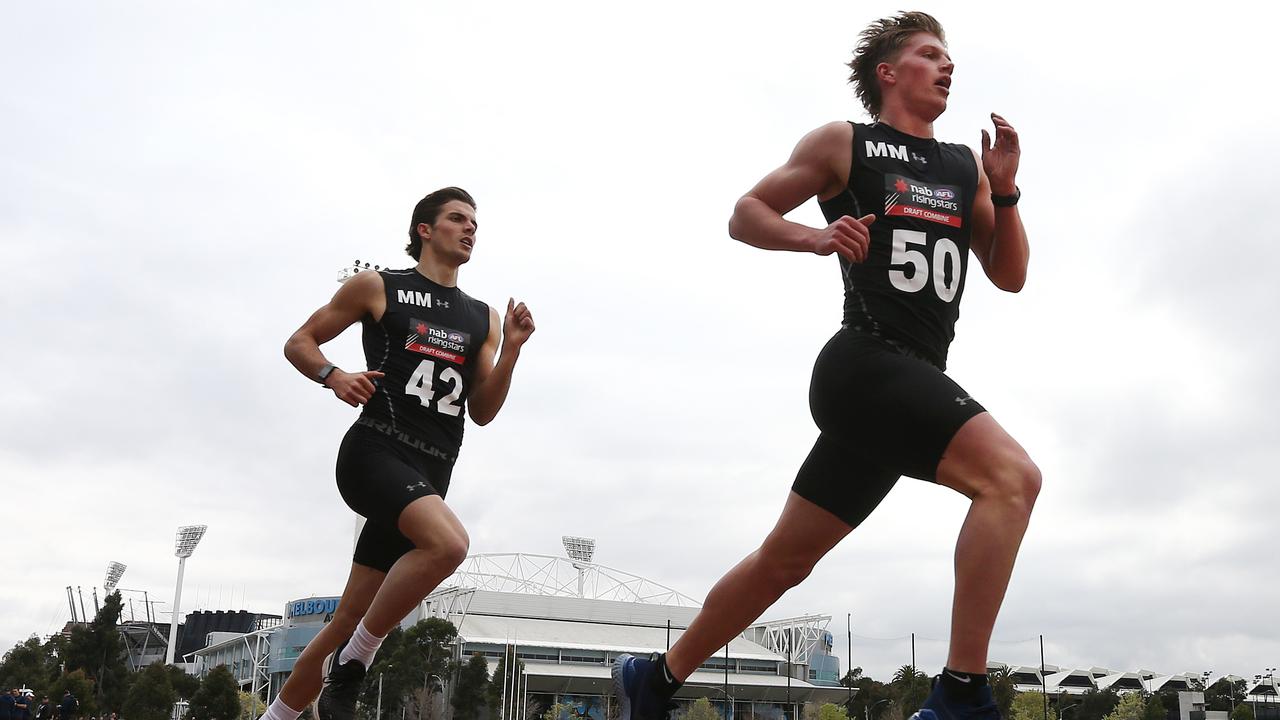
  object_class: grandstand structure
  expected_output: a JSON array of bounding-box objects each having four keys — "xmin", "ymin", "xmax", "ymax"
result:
[{"xmin": 189, "ymin": 544, "xmax": 848, "ymax": 720}]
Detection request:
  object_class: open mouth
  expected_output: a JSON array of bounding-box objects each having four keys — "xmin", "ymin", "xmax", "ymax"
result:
[
  {"xmin": 935, "ymin": 77, "xmax": 951, "ymax": 91},
  {"xmin": 461, "ymin": 237, "xmax": 475, "ymax": 249}
]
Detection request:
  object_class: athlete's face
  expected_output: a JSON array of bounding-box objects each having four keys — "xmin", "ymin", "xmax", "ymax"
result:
[
  {"xmin": 420, "ymin": 199, "xmax": 477, "ymax": 265},
  {"xmin": 881, "ymin": 32, "xmax": 953, "ymax": 119}
]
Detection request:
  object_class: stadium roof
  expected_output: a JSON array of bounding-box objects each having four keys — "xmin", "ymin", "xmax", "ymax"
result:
[{"xmin": 457, "ymin": 613, "xmax": 780, "ymax": 661}]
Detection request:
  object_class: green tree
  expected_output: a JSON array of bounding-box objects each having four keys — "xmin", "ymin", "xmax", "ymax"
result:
[
  {"xmin": 1011, "ymin": 692, "xmax": 1053, "ymax": 720},
  {"xmin": 0, "ymin": 637, "xmax": 60, "ymax": 699},
  {"xmin": 889, "ymin": 665, "xmax": 930, "ymax": 720},
  {"xmin": 360, "ymin": 627, "xmax": 409, "ymax": 720},
  {"xmin": 990, "ymin": 667, "xmax": 1016, "ymax": 720},
  {"xmin": 123, "ymin": 663, "xmax": 176, "ymax": 720},
  {"xmin": 1101, "ymin": 692, "xmax": 1145, "ymax": 720},
  {"xmin": 168, "ymin": 666, "xmax": 202, "ymax": 701},
  {"xmin": 843, "ymin": 669, "xmax": 891, "ymax": 720},
  {"xmin": 686, "ymin": 698, "xmax": 719, "ymax": 720},
  {"xmin": 241, "ymin": 690, "xmax": 267, "ymax": 719},
  {"xmin": 1206, "ymin": 680, "xmax": 1246, "ymax": 714},
  {"xmin": 63, "ymin": 592, "xmax": 130, "ymax": 712},
  {"xmin": 451, "ymin": 654, "xmax": 490, "ymax": 720},
  {"xmin": 1073, "ymin": 690, "xmax": 1120, "ymax": 720},
  {"xmin": 1230, "ymin": 703, "xmax": 1254, "ymax": 720},
  {"xmin": 187, "ymin": 665, "xmax": 241, "ymax": 720},
  {"xmin": 486, "ymin": 648, "xmax": 525, "ymax": 719},
  {"xmin": 50, "ymin": 670, "xmax": 97, "ymax": 718},
  {"xmin": 1142, "ymin": 694, "xmax": 1165, "ymax": 720},
  {"xmin": 360, "ymin": 618, "xmax": 459, "ymax": 720},
  {"xmin": 818, "ymin": 703, "xmax": 850, "ymax": 720}
]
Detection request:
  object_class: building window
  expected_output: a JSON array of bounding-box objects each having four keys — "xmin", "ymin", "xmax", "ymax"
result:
[{"xmin": 562, "ymin": 655, "xmax": 605, "ymax": 665}]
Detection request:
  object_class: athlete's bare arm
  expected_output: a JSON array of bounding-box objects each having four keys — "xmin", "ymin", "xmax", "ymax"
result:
[
  {"xmin": 284, "ymin": 270, "xmax": 387, "ymax": 407},
  {"xmin": 968, "ymin": 113, "xmax": 1029, "ymax": 292},
  {"xmin": 467, "ymin": 299, "xmax": 535, "ymax": 426},
  {"xmin": 728, "ymin": 121, "xmax": 876, "ymax": 263}
]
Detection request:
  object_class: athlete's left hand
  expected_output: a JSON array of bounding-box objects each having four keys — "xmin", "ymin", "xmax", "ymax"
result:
[
  {"xmin": 981, "ymin": 113, "xmax": 1020, "ymax": 196},
  {"xmin": 503, "ymin": 298, "xmax": 535, "ymax": 348}
]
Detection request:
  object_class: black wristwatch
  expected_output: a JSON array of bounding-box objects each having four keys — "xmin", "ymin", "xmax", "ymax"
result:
[
  {"xmin": 992, "ymin": 186, "xmax": 1021, "ymax": 207},
  {"xmin": 317, "ymin": 363, "xmax": 339, "ymax": 385}
]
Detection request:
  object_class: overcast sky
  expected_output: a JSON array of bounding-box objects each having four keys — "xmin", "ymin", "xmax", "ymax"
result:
[{"xmin": 3, "ymin": 0, "xmax": 1278, "ymax": 685}]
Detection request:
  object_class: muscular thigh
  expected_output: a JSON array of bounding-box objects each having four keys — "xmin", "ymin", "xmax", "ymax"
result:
[
  {"xmin": 936, "ymin": 412, "xmax": 1036, "ymax": 499},
  {"xmin": 336, "ymin": 425, "xmax": 455, "ymax": 572},
  {"xmin": 808, "ymin": 330, "xmax": 985, "ymax": 481}
]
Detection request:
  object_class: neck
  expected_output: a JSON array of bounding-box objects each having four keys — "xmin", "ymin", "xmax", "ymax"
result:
[
  {"xmin": 415, "ymin": 253, "xmax": 460, "ymax": 287},
  {"xmin": 878, "ymin": 104, "xmax": 936, "ymax": 139}
]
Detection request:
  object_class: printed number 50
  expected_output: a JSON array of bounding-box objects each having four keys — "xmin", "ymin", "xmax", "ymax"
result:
[
  {"xmin": 405, "ymin": 359, "xmax": 463, "ymax": 416},
  {"xmin": 887, "ymin": 228, "xmax": 961, "ymax": 302}
]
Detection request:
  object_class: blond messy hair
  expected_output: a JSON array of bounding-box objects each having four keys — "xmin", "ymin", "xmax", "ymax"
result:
[{"xmin": 847, "ymin": 11, "xmax": 947, "ymax": 119}]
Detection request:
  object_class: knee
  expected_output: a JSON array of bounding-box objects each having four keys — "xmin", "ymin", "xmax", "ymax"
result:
[
  {"xmin": 432, "ymin": 532, "xmax": 470, "ymax": 572},
  {"xmin": 755, "ymin": 547, "xmax": 817, "ymax": 591},
  {"xmin": 988, "ymin": 452, "xmax": 1041, "ymax": 516}
]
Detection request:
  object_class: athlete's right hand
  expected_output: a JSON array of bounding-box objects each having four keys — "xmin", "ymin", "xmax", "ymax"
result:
[
  {"xmin": 810, "ymin": 214, "xmax": 875, "ymax": 263},
  {"xmin": 325, "ymin": 370, "xmax": 385, "ymax": 407}
]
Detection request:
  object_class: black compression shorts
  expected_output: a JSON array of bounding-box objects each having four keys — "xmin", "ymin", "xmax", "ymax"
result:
[
  {"xmin": 335, "ymin": 423, "xmax": 453, "ymax": 573},
  {"xmin": 791, "ymin": 329, "xmax": 986, "ymax": 528}
]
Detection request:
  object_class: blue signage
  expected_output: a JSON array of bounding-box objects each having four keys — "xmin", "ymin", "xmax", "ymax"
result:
[{"xmin": 289, "ymin": 597, "xmax": 340, "ymax": 618}]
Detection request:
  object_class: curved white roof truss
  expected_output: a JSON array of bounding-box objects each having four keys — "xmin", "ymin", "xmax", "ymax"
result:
[{"xmin": 447, "ymin": 553, "xmax": 700, "ymax": 607}]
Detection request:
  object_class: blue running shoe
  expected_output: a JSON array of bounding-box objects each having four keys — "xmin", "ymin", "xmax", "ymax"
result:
[
  {"xmin": 911, "ymin": 678, "xmax": 1000, "ymax": 720},
  {"xmin": 613, "ymin": 653, "xmax": 677, "ymax": 720}
]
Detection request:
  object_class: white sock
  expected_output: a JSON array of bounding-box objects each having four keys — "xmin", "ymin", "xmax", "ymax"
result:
[
  {"xmin": 338, "ymin": 620, "xmax": 386, "ymax": 669},
  {"xmin": 262, "ymin": 698, "xmax": 301, "ymax": 720}
]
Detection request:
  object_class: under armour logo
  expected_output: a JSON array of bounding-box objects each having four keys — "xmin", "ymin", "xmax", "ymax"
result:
[
  {"xmin": 435, "ymin": 299, "xmax": 450, "ymax": 309},
  {"xmin": 955, "ymin": 396, "xmax": 972, "ymax": 406},
  {"xmin": 405, "ymin": 481, "xmax": 430, "ymax": 492},
  {"xmin": 911, "ymin": 152, "xmax": 928, "ymax": 166}
]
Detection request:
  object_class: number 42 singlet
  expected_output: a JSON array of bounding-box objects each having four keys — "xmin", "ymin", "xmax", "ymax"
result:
[{"xmin": 355, "ymin": 268, "xmax": 491, "ymax": 464}]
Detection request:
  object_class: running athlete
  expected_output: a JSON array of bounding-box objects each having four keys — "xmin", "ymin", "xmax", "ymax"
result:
[
  {"xmin": 263, "ymin": 187, "xmax": 535, "ymax": 720},
  {"xmin": 615, "ymin": 12, "xmax": 1037, "ymax": 720}
]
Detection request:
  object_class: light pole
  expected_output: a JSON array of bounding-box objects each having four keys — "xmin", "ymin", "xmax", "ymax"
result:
[
  {"xmin": 707, "ymin": 687, "xmax": 735, "ymax": 720},
  {"xmin": 377, "ymin": 672, "xmax": 385, "ymax": 720},
  {"xmin": 561, "ymin": 536, "xmax": 596, "ymax": 598},
  {"xmin": 165, "ymin": 524, "xmax": 207, "ymax": 666},
  {"xmin": 865, "ymin": 698, "xmax": 890, "ymax": 720},
  {"xmin": 1202, "ymin": 672, "xmax": 1213, "ymax": 717},
  {"xmin": 1264, "ymin": 670, "xmax": 1277, "ymax": 719},
  {"xmin": 103, "ymin": 562, "xmax": 126, "ymax": 595}
]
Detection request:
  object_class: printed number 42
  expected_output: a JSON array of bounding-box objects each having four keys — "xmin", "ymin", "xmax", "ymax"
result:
[
  {"xmin": 888, "ymin": 228, "xmax": 962, "ymax": 302},
  {"xmin": 405, "ymin": 359, "xmax": 463, "ymax": 416}
]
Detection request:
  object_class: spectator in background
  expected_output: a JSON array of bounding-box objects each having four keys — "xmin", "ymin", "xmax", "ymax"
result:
[
  {"xmin": 1, "ymin": 689, "xmax": 17, "ymax": 720},
  {"xmin": 57, "ymin": 692, "xmax": 76, "ymax": 720},
  {"xmin": 33, "ymin": 697, "xmax": 51, "ymax": 720}
]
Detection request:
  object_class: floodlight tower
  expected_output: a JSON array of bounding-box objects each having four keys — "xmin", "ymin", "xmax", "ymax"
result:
[
  {"xmin": 104, "ymin": 562, "xmax": 127, "ymax": 594},
  {"xmin": 165, "ymin": 525, "xmax": 207, "ymax": 665},
  {"xmin": 561, "ymin": 536, "xmax": 596, "ymax": 598}
]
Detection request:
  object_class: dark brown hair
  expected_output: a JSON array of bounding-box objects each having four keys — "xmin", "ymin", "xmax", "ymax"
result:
[
  {"xmin": 406, "ymin": 187, "xmax": 476, "ymax": 260},
  {"xmin": 847, "ymin": 11, "xmax": 946, "ymax": 119}
]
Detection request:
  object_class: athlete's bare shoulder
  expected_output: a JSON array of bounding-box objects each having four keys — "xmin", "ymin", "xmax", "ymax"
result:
[
  {"xmin": 334, "ymin": 268, "xmax": 386, "ymax": 320},
  {"xmin": 797, "ymin": 121, "xmax": 854, "ymax": 156},
  {"xmin": 341, "ymin": 268, "xmax": 384, "ymax": 297},
  {"xmin": 793, "ymin": 121, "xmax": 854, "ymax": 201}
]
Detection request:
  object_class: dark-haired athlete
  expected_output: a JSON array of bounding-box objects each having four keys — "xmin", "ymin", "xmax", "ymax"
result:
[
  {"xmin": 615, "ymin": 12, "xmax": 1036, "ymax": 720},
  {"xmin": 262, "ymin": 187, "xmax": 535, "ymax": 720}
]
